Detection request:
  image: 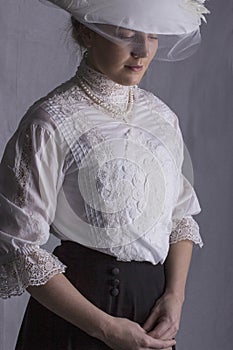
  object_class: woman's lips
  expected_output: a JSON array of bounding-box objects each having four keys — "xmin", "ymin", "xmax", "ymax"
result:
[{"xmin": 125, "ymin": 65, "xmax": 143, "ymax": 72}]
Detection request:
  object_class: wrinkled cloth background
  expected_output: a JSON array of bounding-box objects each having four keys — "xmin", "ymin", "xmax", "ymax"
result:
[{"xmin": 0, "ymin": 0, "xmax": 233, "ymax": 349}]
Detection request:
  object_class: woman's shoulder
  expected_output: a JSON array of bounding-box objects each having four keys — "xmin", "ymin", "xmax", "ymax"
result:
[
  {"xmin": 18, "ymin": 78, "xmax": 86, "ymax": 133},
  {"xmin": 136, "ymin": 87, "xmax": 180, "ymax": 130}
]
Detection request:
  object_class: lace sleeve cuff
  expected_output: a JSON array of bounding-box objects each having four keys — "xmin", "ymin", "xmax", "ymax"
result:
[
  {"xmin": 169, "ymin": 216, "xmax": 204, "ymax": 247},
  {"xmin": 0, "ymin": 245, "xmax": 67, "ymax": 299}
]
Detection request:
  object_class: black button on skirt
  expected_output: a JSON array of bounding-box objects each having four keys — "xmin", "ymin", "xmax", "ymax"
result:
[{"xmin": 15, "ymin": 240, "xmax": 176, "ymax": 350}]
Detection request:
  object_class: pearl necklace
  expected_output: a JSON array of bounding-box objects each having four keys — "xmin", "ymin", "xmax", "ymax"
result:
[{"xmin": 77, "ymin": 77, "xmax": 135, "ymax": 122}]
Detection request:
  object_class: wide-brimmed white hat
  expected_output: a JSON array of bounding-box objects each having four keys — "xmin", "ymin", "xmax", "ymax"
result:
[{"xmin": 40, "ymin": 0, "xmax": 210, "ymax": 60}]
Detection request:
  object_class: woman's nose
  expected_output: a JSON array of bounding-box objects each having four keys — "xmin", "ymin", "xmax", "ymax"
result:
[{"xmin": 131, "ymin": 41, "xmax": 149, "ymax": 59}]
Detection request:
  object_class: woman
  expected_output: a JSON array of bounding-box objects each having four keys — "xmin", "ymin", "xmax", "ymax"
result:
[{"xmin": 0, "ymin": 1, "xmax": 209, "ymax": 349}]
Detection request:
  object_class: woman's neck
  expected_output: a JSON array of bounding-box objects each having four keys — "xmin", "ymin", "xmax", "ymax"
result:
[{"xmin": 75, "ymin": 57, "xmax": 131, "ymax": 108}]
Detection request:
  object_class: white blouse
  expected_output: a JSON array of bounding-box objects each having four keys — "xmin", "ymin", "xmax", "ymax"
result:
[{"xmin": 0, "ymin": 59, "xmax": 203, "ymax": 299}]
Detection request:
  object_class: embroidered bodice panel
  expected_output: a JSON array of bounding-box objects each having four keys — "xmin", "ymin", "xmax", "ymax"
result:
[{"xmin": 0, "ymin": 60, "xmax": 203, "ymax": 298}]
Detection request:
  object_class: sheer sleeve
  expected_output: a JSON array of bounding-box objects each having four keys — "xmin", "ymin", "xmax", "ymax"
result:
[
  {"xmin": 169, "ymin": 173, "xmax": 203, "ymax": 247},
  {"xmin": 149, "ymin": 93, "xmax": 203, "ymax": 247},
  {"xmin": 0, "ymin": 113, "xmax": 67, "ymax": 299}
]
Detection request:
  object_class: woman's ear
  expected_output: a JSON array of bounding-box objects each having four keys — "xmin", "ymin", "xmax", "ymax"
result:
[{"xmin": 80, "ymin": 25, "xmax": 95, "ymax": 48}]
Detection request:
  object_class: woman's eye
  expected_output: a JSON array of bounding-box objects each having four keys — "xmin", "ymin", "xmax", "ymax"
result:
[
  {"xmin": 118, "ymin": 35, "xmax": 135, "ymax": 40},
  {"xmin": 117, "ymin": 32, "xmax": 135, "ymax": 39},
  {"xmin": 117, "ymin": 34, "xmax": 158, "ymax": 41},
  {"xmin": 116, "ymin": 30, "xmax": 136, "ymax": 39}
]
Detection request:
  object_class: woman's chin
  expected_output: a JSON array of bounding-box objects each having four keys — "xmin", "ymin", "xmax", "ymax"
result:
[{"xmin": 116, "ymin": 73, "xmax": 143, "ymax": 86}]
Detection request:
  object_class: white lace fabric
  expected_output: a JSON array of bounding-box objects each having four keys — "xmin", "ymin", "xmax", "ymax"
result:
[
  {"xmin": 0, "ymin": 58, "xmax": 203, "ymax": 298},
  {"xmin": 0, "ymin": 245, "xmax": 66, "ymax": 299},
  {"xmin": 169, "ymin": 216, "xmax": 203, "ymax": 247}
]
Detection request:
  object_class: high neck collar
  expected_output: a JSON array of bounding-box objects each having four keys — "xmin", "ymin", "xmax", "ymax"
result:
[{"xmin": 75, "ymin": 58, "xmax": 133, "ymax": 110}]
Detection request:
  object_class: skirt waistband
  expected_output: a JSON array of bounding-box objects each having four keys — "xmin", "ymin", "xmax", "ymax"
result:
[{"xmin": 55, "ymin": 240, "xmax": 161, "ymax": 268}]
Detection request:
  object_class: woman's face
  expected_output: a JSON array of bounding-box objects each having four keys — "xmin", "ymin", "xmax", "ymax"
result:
[{"xmin": 84, "ymin": 25, "xmax": 158, "ymax": 86}]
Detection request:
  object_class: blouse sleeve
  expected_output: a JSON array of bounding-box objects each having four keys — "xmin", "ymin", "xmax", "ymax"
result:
[
  {"xmin": 169, "ymin": 173, "xmax": 203, "ymax": 247},
  {"xmin": 148, "ymin": 92, "xmax": 203, "ymax": 247},
  {"xmin": 0, "ymin": 114, "xmax": 67, "ymax": 299}
]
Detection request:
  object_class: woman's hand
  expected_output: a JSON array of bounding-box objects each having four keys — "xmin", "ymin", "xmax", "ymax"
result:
[
  {"xmin": 142, "ymin": 292, "xmax": 184, "ymax": 342},
  {"xmin": 101, "ymin": 316, "xmax": 176, "ymax": 350}
]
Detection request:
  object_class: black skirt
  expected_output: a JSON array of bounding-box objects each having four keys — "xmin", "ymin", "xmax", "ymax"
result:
[{"xmin": 15, "ymin": 240, "xmax": 176, "ymax": 349}]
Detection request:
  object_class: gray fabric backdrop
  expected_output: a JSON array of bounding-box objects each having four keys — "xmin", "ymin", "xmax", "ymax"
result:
[{"xmin": 0, "ymin": 0, "xmax": 232, "ymax": 349}]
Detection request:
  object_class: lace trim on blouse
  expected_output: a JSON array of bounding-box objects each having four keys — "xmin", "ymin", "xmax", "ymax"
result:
[
  {"xmin": 0, "ymin": 245, "xmax": 66, "ymax": 299},
  {"xmin": 14, "ymin": 125, "xmax": 34, "ymax": 207},
  {"xmin": 169, "ymin": 216, "xmax": 203, "ymax": 247}
]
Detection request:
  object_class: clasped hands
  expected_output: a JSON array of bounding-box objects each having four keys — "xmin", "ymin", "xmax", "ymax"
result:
[
  {"xmin": 142, "ymin": 291, "xmax": 184, "ymax": 349},
  {"xmin": 103, "ymin": 291, "xmax": 183, "ymax": 350}
]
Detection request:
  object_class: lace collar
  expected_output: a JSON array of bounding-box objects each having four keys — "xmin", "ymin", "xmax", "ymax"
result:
[{"xmin": 75, "ymin": 58, "xmax": 133, "ymax": 111}]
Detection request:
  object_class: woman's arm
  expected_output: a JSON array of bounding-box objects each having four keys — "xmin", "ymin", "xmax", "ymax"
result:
[
  {"xmin": 26, "ymin": 273, "xmax": 110, "ymax": 340},
  {"xmin": 164, "ymin": 239, "xmax": 193, "ymax": 301},
  {"xmin": 27, "ymin": 273, "xmax": 176, "ymax": 350},
  {"xmin": 142, "ymin": 240, "xmax": 193, "ymax": 340}
]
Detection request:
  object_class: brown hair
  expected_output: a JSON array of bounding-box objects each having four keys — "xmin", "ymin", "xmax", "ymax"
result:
[{"xmin": 71, "ymin": 16, "xmax": 87, "ymax": 49}]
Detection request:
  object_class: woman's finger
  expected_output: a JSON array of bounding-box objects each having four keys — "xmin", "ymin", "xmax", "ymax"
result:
[
  {"xmin": 147, "ymin": 319, "xmax": 170, "ymax": 339},
  {"xmin": 157, "ymin": 326, "xmax": 177, "ymax": 340},
  {"xmin": 144, "ymin": 347, "xmax": 172, "ymax": 350},
  {"xmin": 144, "ymin": 334, "xmax": 176, "ymax": 349},
  {"xmin": 142, "ymin": 307, "xmax": 160, "ymax": 331}
]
